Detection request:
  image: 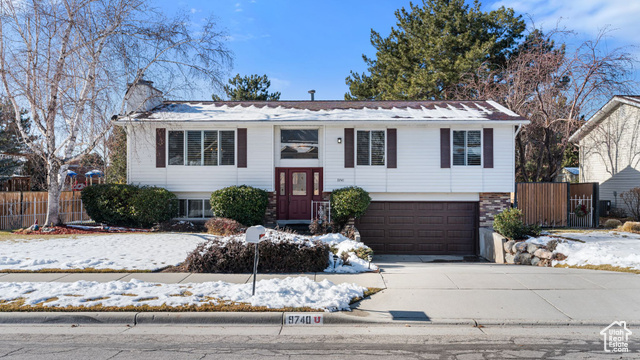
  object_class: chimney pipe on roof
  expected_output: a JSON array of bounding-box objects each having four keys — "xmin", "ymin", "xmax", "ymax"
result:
[{"xmin": 308, "ymin": 89, "xmax": 315, "ymax": 101}]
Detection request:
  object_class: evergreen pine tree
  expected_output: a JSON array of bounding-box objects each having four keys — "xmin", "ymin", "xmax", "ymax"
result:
[
  {"xmin": 345, "ymin": 0, "xmax": 525, "ymax": 100},
  {"xmin": 212, "ymin": 74, "xmax": 281, "ymax": 101}
]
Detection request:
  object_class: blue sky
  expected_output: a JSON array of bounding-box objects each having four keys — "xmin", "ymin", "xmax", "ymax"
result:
[{"xmin": 157, "ymin": 0, "xmax": 639, "ymax": 101}]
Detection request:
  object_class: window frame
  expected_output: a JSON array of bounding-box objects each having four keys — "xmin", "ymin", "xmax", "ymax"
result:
[
  {"xmin": 279, "ymin": 128, "xmax": 320, "ymax": 160},
  {"xmin": 356, "ymin": 129, "xmax": 386, "ymax": 167},
  {"xmin": 451, "ymin": 130, "xmax": 482, "ymax": 167},
  {"xmin": 176, "ymin": 199, "xmax": 213, "ymax": 219},
  {"xmin": 167, "ymin": 130, "xmax": 236, "ymax": 166}
]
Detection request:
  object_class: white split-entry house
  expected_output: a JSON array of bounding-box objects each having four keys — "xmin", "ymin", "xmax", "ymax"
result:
[{"xmin": 115, "ymin": 81, "xmax": 530, "ymax": 255}]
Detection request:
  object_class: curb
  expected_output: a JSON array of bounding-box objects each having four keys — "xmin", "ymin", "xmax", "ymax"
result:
[{"xmin": 0, "ymin": 312, "xmax": 629, "ymax": 327}]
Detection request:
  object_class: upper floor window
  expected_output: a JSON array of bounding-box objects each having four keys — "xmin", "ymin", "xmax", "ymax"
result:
[
  {"xmin": 357, "ymin": 130, "xmax": 385, "ymax": 166},
  {"xmin": 280, "ymin": 129, "xmax": 318, "ymax": 159},
  {"xmin": 168, "ymin": 130, "xmax": 235, "ymax": 166},
  {"xmin": 453, "ymin": 130, "xmax": 481, "ymax": 166}
]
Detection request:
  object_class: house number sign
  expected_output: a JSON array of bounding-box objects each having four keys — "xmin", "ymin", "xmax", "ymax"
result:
[{"xmin": 284, "ymin": 313, "xmax": 324, "ymax": 325}]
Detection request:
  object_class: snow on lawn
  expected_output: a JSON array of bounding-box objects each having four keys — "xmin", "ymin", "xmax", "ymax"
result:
[
  {"xmin": 527, "ymin": 231, "xmax": 640, "ymax": 270},
  {"xmin": 0, "ymin": 233, "xmax": 208, "ymax": 271},
  {"xmin": 0, "ymin": 277, "xmax": 365, "ymax": 312}
]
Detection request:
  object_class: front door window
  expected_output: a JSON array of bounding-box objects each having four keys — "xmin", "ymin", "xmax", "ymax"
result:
[{"xmin": 292, "ymin": 172, "xmax": 307, "ymax": 196}]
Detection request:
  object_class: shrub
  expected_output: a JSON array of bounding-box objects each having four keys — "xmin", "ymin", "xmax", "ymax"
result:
[
  {"xmin": 330, "ymin": 186, "xmax": 371, "ymax": 221},
  {"xmin": 354, "ymin": 247, "xmax": 374, "ymax": 260},
  {"xmin": 609, "ymin": 207, "xmax": 628, "ymax": 218},
  {"xmin": 205, "ymin": 217, "xmax": 244, "ymax": 236},
  {"xmin": 493, "ymin": 208, "xmax": 539, "ymax": 240},
  {"xmin": 309, "ymin": 219, "xmax": 333, "ymax": 235},
  {"xmin": 620, "ymin": 188, "xmax": 640, "ymax": 221},
  {"xmin": 210, "ymin": 185, "xmax": 269, "ymax": 226},
  {"xmin": 81, "ymin": 184, "xmax": 177, "ymax": 228},
  {"xmin": 184, "ymin": 239, "xmax": 330, "ymax": 273},
  {"xmin": 604, "ymin": 219, "xmax": 622, "ymax": 229},
  {"xmin": 621, "ymin": 221, "xmax": 640, "ymax": 233}
]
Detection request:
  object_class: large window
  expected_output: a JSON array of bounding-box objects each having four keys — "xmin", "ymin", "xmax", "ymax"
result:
[
  {"xmin": 453, "ymin": 130, "xmax": 481, "ymax": 166},
  {"xmin": 280, "ymin": 129, "xmax": 318, "ymax": 159},
  {"xmin": 357, "ymin": 130, "xmax": 385, "ymax": 166},
  {"xmin": 168, "ymin": 130, "xmax": 235, "ymax": 166}
]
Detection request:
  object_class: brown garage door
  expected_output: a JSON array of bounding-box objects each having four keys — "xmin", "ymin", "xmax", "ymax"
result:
[{"xmin": 355, "ymin": 202, "xmax": 478, "ymax": 255}]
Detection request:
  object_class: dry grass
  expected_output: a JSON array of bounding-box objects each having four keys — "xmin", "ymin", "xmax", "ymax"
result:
[
  {"xmin": 0, "ymin": 268, "xmax": 153, "ymax": 273},
  {"xmin": 349, "ymin": 287, "xmax": 383, "ymax": 305},
  {"xmin": 554, "ymin": 264, "xmax": 640, "ymax": 274},
  {"xmin": 0, "ymin": 287, "xmax": 381, "ymax": 312},
  {"xmin": 620, "ymin": 222, "xmax": 640, "ymax": 234}
]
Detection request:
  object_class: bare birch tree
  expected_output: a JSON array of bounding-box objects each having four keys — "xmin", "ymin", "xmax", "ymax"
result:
[
  {"xmin": 0, "ymin": 0, "xmax": 230, "ymax": 225},
  {"xmin": 460, "ymin": 28, "xmax": 636, "ymax": 182}
]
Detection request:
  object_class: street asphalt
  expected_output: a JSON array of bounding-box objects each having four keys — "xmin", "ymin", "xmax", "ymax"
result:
[{"xmin": 1, "ymin": 255, "xmax": 639, "ymax": 326}]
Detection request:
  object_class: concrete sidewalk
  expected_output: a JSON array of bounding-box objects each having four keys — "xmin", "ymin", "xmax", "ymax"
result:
[
  {"xmin": 0, "ymin": 271, "xmax": 386, "ymax": 289},
  {"xmin": 345, "ymin": 255, "xmax": 640, "ymax": 325},
  {"xmin": 1, "ymin": 256, "xmax": 639, "ymax": 326}
]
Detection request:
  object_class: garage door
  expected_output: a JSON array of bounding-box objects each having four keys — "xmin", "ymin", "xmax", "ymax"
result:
[{"xmin": 355, "ymin": 202, "xmax": 478, "ymax": 255}]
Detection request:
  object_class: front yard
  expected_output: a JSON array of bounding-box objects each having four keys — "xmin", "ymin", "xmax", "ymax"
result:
[
  {"xmin": 528, "ymin": 230, "xmax": 640, "ymax": 272},
  {"xmin": 0, "ymin": 228, "xmax": 379, "ymax": 312}
]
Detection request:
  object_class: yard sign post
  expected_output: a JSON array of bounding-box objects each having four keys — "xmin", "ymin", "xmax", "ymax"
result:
[{"xmin": 246, "ymin": 225, "xmax": 266, "ymax": 296}]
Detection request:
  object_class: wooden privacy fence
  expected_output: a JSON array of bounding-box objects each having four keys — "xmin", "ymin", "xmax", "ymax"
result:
[
  {"xmin": 515, "ymin": 182, "xmax": 599, "ymax": 228},
  {"xmin": 0, "ymin": 191, "xmax": 91, "ymax": 230}
]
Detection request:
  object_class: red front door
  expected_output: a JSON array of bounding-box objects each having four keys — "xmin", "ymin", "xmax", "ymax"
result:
[{"xmin": 276, "ymin": 168, "xmax": 322, "ymax": 220}]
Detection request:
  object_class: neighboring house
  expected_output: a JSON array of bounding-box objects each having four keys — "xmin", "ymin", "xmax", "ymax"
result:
[
  {"xmin": 0, "ymin": 154, "xmax": 30, "ymax": 192},
  {"xmin": 116, "ymin": 81, "xmax": 529, "ymax": 255},
  {"xmin": 554, "ymin": 167, "xmax": 579, "ymax": 183},
  {"xmin": 569, "ymin": 96, "xmax": 640, "ymax": 212}
]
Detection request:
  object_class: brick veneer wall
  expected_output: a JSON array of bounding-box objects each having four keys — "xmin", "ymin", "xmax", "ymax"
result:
[
  {"xmin": 265, "ymin": 192, "xmax": 277, "ymax": 226},
  {"xmin": 479, "ymin": 192, "xmax": 511, "ymax": 228}
]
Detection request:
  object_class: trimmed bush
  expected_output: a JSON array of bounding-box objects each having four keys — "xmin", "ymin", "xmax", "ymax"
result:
[
  {"xmin": 184, "ymin": 239, "xmax": 330, "ymax": 273},
  {"xmin": 205, "ymin": 217, "xmax": 244, "ymax": 236},
  {"xmin": 604, "ymin": 219, "xmax": 622, "ymax": 229},
  {"xmin": 210, "ymin": 185, "xmax": 269, "ymax": 226},
  {"xmin": 493, "ymin": 208, "xmax": 540, "ymax": 240},
  {"xmin": 330, "ymin": 186, "xmax": 371, "ymax": 221},
  {"xmin": 81, "ymin": 184, "xmax": 177, "ymax": 228}
]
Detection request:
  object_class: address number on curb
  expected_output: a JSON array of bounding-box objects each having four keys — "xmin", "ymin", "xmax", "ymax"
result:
[{"xmin": 284, "ymin": 313, "xmax": 324, "ymax": 325}]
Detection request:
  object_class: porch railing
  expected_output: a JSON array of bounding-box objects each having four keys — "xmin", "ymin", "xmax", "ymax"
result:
[{"xmin": 311, "ymin": 200, "xmax": 331, "ymax": 223}]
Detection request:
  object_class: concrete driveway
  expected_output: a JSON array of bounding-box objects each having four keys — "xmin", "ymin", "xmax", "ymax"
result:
[{"xmin": 350, "ymin": 255, "xmax": 640, "ymax": 325}]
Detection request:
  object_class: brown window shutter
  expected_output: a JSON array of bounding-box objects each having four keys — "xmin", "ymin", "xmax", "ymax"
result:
[
  {"xmin": 440, "ymin": 128, "xmax": 450, "ymax": 168},
  {"xmin": 237, "ymin": 128, "xmax": 247, "ymax": 168},
  {"xmin": 344, "ymin": 128, "xmax": 354, "ymax": 168},
  {"xmin": 156, "ymin": 128, "xmax": 166, "ymax": 168},
  {"xmin": 483, "ymin": 128, "xmax": 494, "ymax": 168},
  {"xmin": 387, "ymin": 128, "xmax": 397, "ymax": 168}
]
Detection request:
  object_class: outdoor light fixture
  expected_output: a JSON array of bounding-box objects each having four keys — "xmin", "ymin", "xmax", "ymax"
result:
[
  {"xmin": 337, "ymin": 137, "xmax": 342, "ymax": 144},
  {"xmin": 367, "ymin": 254, "xmax": 373, "ymax": 269},
  {"xmin": 333, "ymin": 253, "xmax": 339, "ymax": 269}
]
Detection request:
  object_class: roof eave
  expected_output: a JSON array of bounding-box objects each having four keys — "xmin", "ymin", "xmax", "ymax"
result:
[{"xmin": 569, "ymin": 96, "xmax": 640, "ymax": 143}]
